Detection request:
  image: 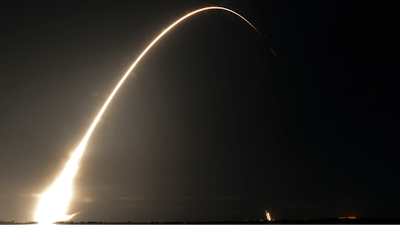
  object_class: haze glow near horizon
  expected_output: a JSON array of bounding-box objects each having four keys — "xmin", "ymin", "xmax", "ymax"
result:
[{"xmin": 34, "ymin": 6, "xmax": 261, "ymax": 224}]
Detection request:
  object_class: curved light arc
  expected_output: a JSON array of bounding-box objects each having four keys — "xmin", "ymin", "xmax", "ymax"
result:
[
  {"xmin": 35, "ymin": 6, "xmax": 261, "ymax": 224},
  {"xmin": 82, "ymin": 6, "xmax": 261, "ymax": 152}
]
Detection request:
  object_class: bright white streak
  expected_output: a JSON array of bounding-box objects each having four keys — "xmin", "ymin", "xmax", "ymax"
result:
[{"xmin": 34, "ymin": 6, "xmax": 260, "ymax": 224}]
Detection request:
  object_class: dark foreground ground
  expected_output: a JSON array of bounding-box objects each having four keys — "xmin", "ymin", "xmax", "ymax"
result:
[
  {"xmin": 131, "ymin": 219, "xmax": 400, "ymax": 224},
  {"xmin": 85, "ymin": 219, "xmax": 399, "ymax": 224},
  {"xmin": 4, "ymin": 218, "xmax": 400, "ymax": 224}
]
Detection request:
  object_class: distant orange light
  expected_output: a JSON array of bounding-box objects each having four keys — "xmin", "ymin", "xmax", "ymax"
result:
[{"xmin": 339, "ymin": 216, "xmax": 357, "ymax": 219}]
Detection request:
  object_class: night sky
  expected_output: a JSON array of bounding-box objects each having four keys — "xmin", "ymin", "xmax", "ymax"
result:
[{"xmin": 0, "ymin": 0, "xmax": 399, "ymax": 222}]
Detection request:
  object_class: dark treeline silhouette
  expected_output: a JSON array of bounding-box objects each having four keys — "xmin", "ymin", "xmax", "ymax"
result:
[
  {"xmin": 45, "ymin": 218, "xmax": 400, "ymax": 225},
  {"xmin": 3, "ymin": 218, "xmax": 400, "ymax": 224}
]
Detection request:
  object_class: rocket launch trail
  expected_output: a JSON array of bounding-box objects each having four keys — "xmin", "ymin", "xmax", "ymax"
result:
[{"xmin": 34, "ymin": 6, "xmax": 264, "ymax": 224}]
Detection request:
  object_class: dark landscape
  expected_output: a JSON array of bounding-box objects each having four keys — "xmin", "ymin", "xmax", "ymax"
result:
[
  {"xmin": 0, "ymin": 0, "xmax": 398, "ymax": 223},
  {"xmin": 2, "ymin": 218, "xmax": 400, "ymax": 224}
]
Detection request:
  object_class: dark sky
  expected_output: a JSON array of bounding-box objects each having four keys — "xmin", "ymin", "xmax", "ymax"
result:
[{"xmin": 0, "ymin": 0, "xmax": 398, "ymax": 222}]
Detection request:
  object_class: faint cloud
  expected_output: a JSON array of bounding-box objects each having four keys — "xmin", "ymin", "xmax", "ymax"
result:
[
  {"xmin": 283, "ymin": 201, "xmax": 321, "ymax": 208},
  {"xmin": 215, "ymin": 196, "xmax": 245, "ymax": 200},
  {"xmin": 79, "ymin": 197, "xmax": 95, "ymax": 203},
  {"xmin": 120, "ymin": 196, "xmax": 145, "ymax": 201},
  {"xmin": 20, "ymin": 193, "xmax": 41, "ymax": 198},
  {"xmin": 91, "ymin": 91, "xmax": 101, "ymax": 97},
  {"xmin": 168, "ymin": 196, "xmax": 199, "ymax": 200},
  {"xmin": 129, "ymin": 72, "xmax": 137, "ymax": 78},
  {"xmin": 168, "ymin": 195, "xmax": 245, "ymax": 201},
  {"xmin": 170, "ymin": 204, "xmax": 190, "ymax": 209},
  {"xmin": 116, "ymin": 205, "xmax": 155, "ymax": 209}
]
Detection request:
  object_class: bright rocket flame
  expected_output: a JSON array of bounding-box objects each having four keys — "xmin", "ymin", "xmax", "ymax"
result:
[{"xmin": 34, "ymin": 6, "xmax": 261, "ymax": 224}]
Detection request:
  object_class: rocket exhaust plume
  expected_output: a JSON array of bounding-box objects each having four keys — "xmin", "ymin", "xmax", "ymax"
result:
[{"xmin": 34, "ymin": 6, "xmax": 263, "ymax": 224}]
